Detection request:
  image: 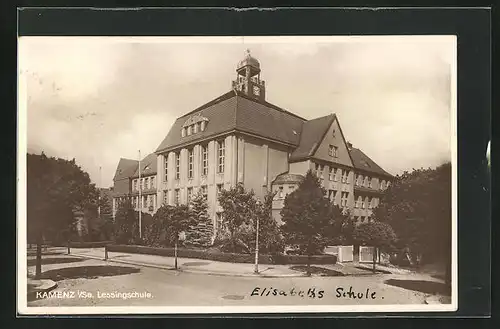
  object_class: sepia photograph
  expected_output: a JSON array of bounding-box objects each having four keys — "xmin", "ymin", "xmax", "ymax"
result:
[{"xmin": 17, "ymin": 35, "xmax": 457, "ymax": 314}]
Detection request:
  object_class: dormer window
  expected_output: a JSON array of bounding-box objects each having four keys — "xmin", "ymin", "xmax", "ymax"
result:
[{"xmin": 182, "ymin": 113, "xmax": 208, "ymax": 136}]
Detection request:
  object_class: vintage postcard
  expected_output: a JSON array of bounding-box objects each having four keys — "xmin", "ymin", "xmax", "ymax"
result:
[{"xmin": 17, "ymin": 35, "xmax": 457, "ymax": 315}]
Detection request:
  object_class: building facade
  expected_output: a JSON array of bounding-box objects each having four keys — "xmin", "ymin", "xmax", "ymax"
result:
[
  {"xmin": 112, "ymin": 50, "xmax": 393, "ymax": 239},
  {"xmin": 112, "ymin": 154, "xmax": 158, "ymax": 217}
]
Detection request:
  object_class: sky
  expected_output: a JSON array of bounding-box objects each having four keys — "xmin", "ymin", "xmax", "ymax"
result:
[{"xmin": 19, "ymin": 36, "xmax": 455, "ymax": 188}]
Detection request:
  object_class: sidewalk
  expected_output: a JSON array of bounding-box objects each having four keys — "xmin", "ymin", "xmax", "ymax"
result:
[{"xmin": 69, "ymin": 248, "xmax": 308, "ymax": 278}]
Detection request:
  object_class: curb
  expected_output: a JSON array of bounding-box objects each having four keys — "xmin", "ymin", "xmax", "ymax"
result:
[
  {"xmin": 27, "ymin": 279, "xmax": 58, "ymax": 301},
  {"xmin": 71, "ymin": 253, "xmax": 308, "ymax": 278}
]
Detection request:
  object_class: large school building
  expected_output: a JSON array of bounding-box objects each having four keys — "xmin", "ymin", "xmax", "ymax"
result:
[{"xmin": 112, "ymin": 51, "xmax": 393, "ymax": 240}]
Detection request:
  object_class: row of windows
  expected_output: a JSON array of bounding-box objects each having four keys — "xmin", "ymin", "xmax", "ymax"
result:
[
  {"xmin": 315, "ymin": 163, "xmax": 391, "ymax": 190},
  {"xmin": 132, "ymin": 176, "xmax": 156, "ymax": 191},
  {"xmin": 181, "ymin": 120, "xmax": 207, "ymax": 137},
  {"xmin": 315, "ymin": 164, "xmax": 349, "ymax": 183},
  {"xmin": 131, "ymin": 194, "xmax": 157, "ymax": 209},
  {"xmin": 355, "ymin": 174, "xmax": 390, "ymax": 190},
  {"xmin": 164, "ymin": 140, "xmax": 225, "ymax": 182},
  {"xmin": 163, "ymin": 184, "xmax": 217, "ymax": 206},
  {"xmin": 357, "ymin": 216, "xmax": 372, "ymax": 223},
  {"xmin": 354, "ymin": 196, "xmax": 377, "ymax": 209}
]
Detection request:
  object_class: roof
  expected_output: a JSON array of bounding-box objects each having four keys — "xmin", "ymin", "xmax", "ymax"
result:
[
  {"xmin": 132, "ymin": 153, "xmax": 157, "ymax": 178},
  {"xmin": 349, "ymin": 147, "xmax": 393, "ymax": 178},
  {"xmin": 273, "ymin": 173, "xmax": 304, "ymax": 184},
  {"xmin": 113, "ymin": 158, "xmax": 138, "ymax": 181},
  {"xmin": 155, "ymin": 90, "xmax": 306, "ymax": 153},
  {"xmin": 289, "ymin": 114, "xmax": 336, "ymax": 161}
]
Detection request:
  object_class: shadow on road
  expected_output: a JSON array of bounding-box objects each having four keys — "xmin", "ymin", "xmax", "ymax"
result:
[
  {"xmin": 27, "ymin": 257, "xmax": 83, "ymax": 266},
  {"xmin": 384, "ymin": 279, "xmax": 451, "ymax": 296},
  {"xmin": 27, "ymin": 251, "xmax": 65, "ymax": 256},
  {"xmin": 290, "ymin": 265, "xmax": 344, "ymax": 276},
  {"xmin": 40, "ymin": 265, "xmax": 140, "ymax": 281}
]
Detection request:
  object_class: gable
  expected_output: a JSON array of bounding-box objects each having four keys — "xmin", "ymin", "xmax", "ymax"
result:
[
  {"xmin": 311, "ymin": 116, "xmax": 354, "ymax": 168},
  {"xmin": 289, "ymin": 114, "xmax": 334, "ymax": 161}
]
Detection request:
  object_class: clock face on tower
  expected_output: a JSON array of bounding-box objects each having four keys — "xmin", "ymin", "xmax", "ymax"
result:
[{"xmin": 253, "ymin": 85, "xmax": 260, "ymax": 96}]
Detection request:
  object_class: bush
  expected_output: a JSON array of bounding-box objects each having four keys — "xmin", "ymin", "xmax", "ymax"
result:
[{"xmin": 105, "ymin": 244, "xmax": 336, "ymax": 265}]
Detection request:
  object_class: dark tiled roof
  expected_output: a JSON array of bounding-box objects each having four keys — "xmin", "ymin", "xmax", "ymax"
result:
[
  {"xmin": 349, "ymin": 147, "xmax": 393, "ymax": 178},
  {"xmin": 113, "ymin": 158, "xmax": 138, "ymax": 181},
  {"xmin": 289, "ymin": 114, "xmax": 335, "ymax": 161},
  {"xmin": 132, "ymin": 153, "xmax": 157, "ymax": 178},
  {"xmin": 273, "ymin": 173, "xmax": 304, "ymax": 184},
  {"xmin": 155, "ymin": 90, "xmax": 306, "ymax": 153}
]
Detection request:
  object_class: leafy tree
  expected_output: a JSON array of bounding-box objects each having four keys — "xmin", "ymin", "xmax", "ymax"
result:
[
  {"xmin": 113, "ymin": 197, "xmax": 152, "ymax": 245},
  {"xmin": 326, "ymin": 205, "xmax": 356, "ymax": 246},
  {"xmin": 185, "ymin": 190, "xmax": 213, "ymax": 248},
  {"xmin": 353, "ymin": 221, "xmax": 397, "ymax": 272},
  {"xmin": 94, "ymin": 192, "xmax": 114, "ymax": 241},
  {"xmin": 217, "ymin": 183, "xmax": 259, "ymax": 253},
  {"xmin": 373, "ymin": 162, "xmax": 452, "ymax": 284},
  {"xmin": 254, "ymin": 190, "xmax": 285, "ymax": 254},
  {"xmin": 27, "ymin": 152, "xmax": 98, "ymax": 278},
  {"xmin": 168, "ymin": 204, "xmax": 194, "ymax": 269},
  {"xmin": 280, "ymin": 170, "xmax": 335, "ymax": 275}
]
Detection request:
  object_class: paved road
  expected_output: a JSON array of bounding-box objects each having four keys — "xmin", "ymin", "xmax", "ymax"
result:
[{"xmin": 26, "ymin": 254, "xmax": 434, "ymax": 307}]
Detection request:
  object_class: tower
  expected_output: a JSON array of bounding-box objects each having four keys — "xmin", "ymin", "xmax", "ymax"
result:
[{"xmin": 232, "ymin": 49, "xmax": 266, "ymax": 101}]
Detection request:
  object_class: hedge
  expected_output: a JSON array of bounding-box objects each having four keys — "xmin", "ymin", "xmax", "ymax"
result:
[
  {"xmin": 105, "ymin": 244, "xmax": 337, "ymax": 265},
  {"xmin": 69, "ymin": 241, "xmax": 114, "ymax": 248}
]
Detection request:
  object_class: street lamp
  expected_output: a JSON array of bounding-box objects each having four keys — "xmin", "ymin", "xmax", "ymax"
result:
[{"xmin": 254, "ymin": 200, "xmax": 261, "ymax": 274}]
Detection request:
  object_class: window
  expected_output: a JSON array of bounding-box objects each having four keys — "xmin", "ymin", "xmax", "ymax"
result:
[
  {"xmin": 329, "ymin": 168, "xmax": 334, "ymax": 181},
  {"xmin": 278, "ymin": 186, "xmax": 284, "ymax": 199},
  {"xmin": 187, "ymin": 125, "xmax": 192, "ymax": 136},
  {"xmin": 174, "ymin": 189, "xmax": 180, "ymax": 205},
  {"xmin": 141, "ymin": 178, "xmax": 145, "ymax": 190},
  {"xmin": 188, "ymin": 148, "xmax": 194, "ymax": 179},
  {"xmin": 362, "ymin": 197, "xmax": 367, "ymax": 209},
  {"xmin": 380, "ymin": 180, "xmax": 385, "ymax": 190},
  {"xmin": 142, "ymin": 195, "xmax": 146, "ymax": 208},
  {"xmin": 201, "ymin": 121, "xmax": 206, "ymax": 131},
  {"xmin": 164, "ymin": 156, "xmax": 168, "ymax": 182},
  {"xmin": 201, "ymin": 185, "xmax": 208, "ymax": 200},
  {"xmin": 328, "ymin": 145, "xmax": 338, "ymax": 157},
  {"xmin": 341, "ymin": 192, "xmax": 349, "ymax": 207},
  {"xmin": 181, "ymin": 128, "xmax": 186, "ymax": 137},
  {"xmin": 386, "ymin": 181, "xmax": 391, "ymax": 189},
  {"xmin": 368, "ymin": 197, "xmax": 373, "ymax": 209},
  {"xmin": 355, "ymin": 196, "xmax": 361, "ymax": 208},
  {"xmin": 341, "ymin": 170, "xmax": 349, "ymax": 183},
  {"xmin": 201, "ymin": 144, "xmax": 208, "ymax": 176},
  {"xmin": 163, "ymin": 190, "xmax": 168, "ymax": 205},
  {"xmin": 328, "ymin": 190, "xmax": 337, "ymax": 204},
  {"xmin": 216, "ymin": 184, "xmax": 223, "ymax": 199},
  {"xmin": 364, "ymin": 177, "xmax": 369, "ymax": 187},
  {"xmin": 187, "ymin": 187, "xmax": 193, "ymax": 203},
  {"xmin": 175, "ymin": 152, "xmax": 180, "ymax": 180},
  {"xmin": 194, "ymin": 123, "xmax": 199, "ymax": 134},
  {"xmin": 357, "ymin": 175, "xmax": 363, "ymax": 186},
  {"xmin": 368, "ymin": 178, "xmax": 372, "ymax": 189},
  {"xmin": 217, "ymin": 140, "xmax": 225, "ymax": 173},
  {"xmin": 145, "ymin": 177, "xmax": 150, "ymax": 189},
  {"xmin": 151, "ymin": 176, "xmax": 156, "ymax": 189},
  {"xmin": 153, "ymin": 195, "xmax": 156, "ymax": 210}
]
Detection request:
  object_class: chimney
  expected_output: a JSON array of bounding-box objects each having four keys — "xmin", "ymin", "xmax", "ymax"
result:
[{"xmin": 347, "ymin": 142, "xmax": 353, "ymax": 150}]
